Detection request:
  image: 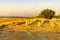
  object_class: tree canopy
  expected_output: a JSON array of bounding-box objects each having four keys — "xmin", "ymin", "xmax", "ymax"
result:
[{"xmin": 37, "ymin": 9, "xmax": 55, "ymax": 19}]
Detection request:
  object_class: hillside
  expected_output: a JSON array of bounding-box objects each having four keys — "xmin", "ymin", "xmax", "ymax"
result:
[
  {"xmin": 0, "ymin": 18, "xmax": 60, "ymax": 40},
  {"xmin": 0, "ymin": 18, "xmax": 60, "ymax": 32}
]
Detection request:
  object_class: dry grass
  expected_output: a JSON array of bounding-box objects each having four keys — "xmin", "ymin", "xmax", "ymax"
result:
[{"xmin": 0, "ymin": 18, "xmax": 60, "ymax": 40}]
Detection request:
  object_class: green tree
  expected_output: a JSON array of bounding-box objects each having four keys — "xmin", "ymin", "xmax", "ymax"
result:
[{"xmin": 38, "ymin": 9, "xmax": 55, "ymax": 19}]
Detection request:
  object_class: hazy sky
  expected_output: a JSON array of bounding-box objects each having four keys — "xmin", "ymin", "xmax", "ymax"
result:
[{"xmin": 0, "ymin": 0, "xmax": 60, "ymax": 17}]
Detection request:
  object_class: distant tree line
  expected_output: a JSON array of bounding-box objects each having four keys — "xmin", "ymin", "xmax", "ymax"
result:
[{"xmin": 54, "ymin": 15, "xmax": 60, "ymax": 18}]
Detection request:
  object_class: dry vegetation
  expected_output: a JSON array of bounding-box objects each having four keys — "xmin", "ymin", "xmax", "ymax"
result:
[{"xmin": 0, "ymin": 18, "xmax": 60, "ymax": 40}]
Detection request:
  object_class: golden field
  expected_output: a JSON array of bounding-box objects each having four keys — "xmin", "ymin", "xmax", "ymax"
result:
[
  {"xmin": 0, "ymin": 18, "xmax": 60, "ymax": 40},
  {"xmin": 0, "ymin": 18, "xmax": 60, "ymax": 32}
]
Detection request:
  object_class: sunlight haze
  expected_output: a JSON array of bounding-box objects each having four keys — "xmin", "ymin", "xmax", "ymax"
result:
[{"xmin": 0, "ymin": 0, "xmax": 60, "ymax": 17}]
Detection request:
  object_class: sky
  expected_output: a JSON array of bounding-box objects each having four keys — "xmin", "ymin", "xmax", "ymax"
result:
[{"xmin": 0, "ymin": 0, "xmax": 60, "ymax": 17}]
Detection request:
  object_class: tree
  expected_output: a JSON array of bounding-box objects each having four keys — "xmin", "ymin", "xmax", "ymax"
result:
[{"xmin": 38, "ymin": 9, "xmax": 55, "ymax": 19}]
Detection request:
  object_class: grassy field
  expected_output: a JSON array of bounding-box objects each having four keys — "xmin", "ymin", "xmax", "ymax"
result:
[{"xmin": 0, "ymin": 18, "xmax": 60, "ymax": 40}]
